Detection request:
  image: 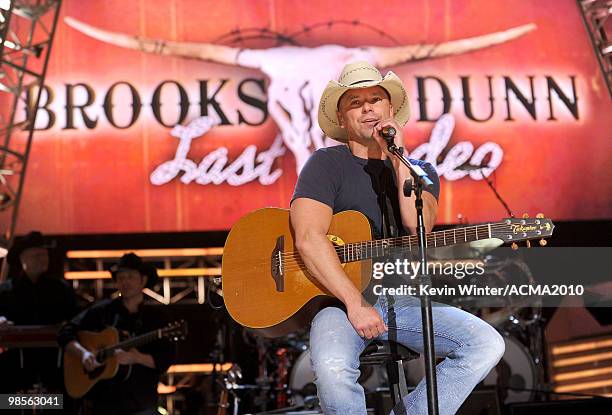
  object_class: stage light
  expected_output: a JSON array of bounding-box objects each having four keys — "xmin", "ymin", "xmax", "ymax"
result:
[
  {"xmin": 0, "ymin": 36, "xmax": 43, "ymax": 57},
  {"xmin": 64, "ymin": 267, "xmax": 221, "ymax": 280},
  {"xmin": 66, "ymin": 247, "xmax": 224, "ymax": 258},
  {"xmin": 10, "ymin": 0, "xmax": 55, "ymax": 20},
  {"xmin": 167, "ymin": 363, "xmax": 233, "ymax": 373},
  {"xmin": 0, "ymin": 236, "xmax": 7, "ymax": 258},
  {"xmin": 0, "ymin": 83, "xmax": 10, "ymax": 93},
  {"xmin": 0, "ymin": 191, "xmax": 12, "ymax": 211},
  {"xmin": 0, "ymin": 38, "xmax": 17, "ymax": 49},
  {"xmin": 0, "ymin": 165, "xmax": 15, "ymax": 212}
]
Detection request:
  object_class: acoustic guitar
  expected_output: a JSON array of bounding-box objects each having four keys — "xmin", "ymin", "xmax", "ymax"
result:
[
  {"xmin": 221, "ymin": 208, "xmax": 554, "ymax": 338},
  {"xmin": 64, "ymin": 320, "xmax": 187, "ymax": 398}
]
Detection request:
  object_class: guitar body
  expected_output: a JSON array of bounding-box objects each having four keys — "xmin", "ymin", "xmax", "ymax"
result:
[
  {"xmin": 222, "ymin": 208, "xmax": 372, "ymax": 337},
  {"xmin": 64, "ymin": 327, "xmax": 120, "ymax": 398}
]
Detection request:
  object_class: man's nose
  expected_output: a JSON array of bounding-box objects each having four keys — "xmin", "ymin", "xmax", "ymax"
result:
[{"xmin": 362, "ymin": 101, "xmax": 373, "ymax": 112}]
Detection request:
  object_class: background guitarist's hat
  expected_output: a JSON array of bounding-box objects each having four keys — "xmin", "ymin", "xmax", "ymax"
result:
[
  {"xmin": 7, "ymin": 231, "xmax": 54, "ymax": 267},
  {"xmin": 110, "ymin": 253, "xmax": 159, "ymax": 289}
]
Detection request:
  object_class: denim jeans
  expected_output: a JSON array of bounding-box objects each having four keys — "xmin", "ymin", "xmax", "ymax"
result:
[{"xmin": 309, "ymin": 295, "xmax": 505, "ymax": 415}]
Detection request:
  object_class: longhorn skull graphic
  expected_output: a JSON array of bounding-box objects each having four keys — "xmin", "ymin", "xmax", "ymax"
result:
[{"xmin": 64, "ymin": 17, "xmax": 536, "ymax": 173}]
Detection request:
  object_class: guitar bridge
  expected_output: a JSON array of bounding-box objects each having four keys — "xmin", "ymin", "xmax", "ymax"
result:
[{"xmin": 271, "ymin": 235, "xmax": 285, "ymax": 292}]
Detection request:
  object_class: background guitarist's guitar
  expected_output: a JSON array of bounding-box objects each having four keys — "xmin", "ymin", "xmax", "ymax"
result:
[
  {"xmin": 64, "ymin": 320, "xmax": 187, "ymax": 398},
  {"xmin": 222, "ymin": 208, "xmax": 554, "ymax": 338}
]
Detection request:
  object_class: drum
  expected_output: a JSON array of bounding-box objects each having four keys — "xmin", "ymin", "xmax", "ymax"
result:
[
  {"xmin": 483, "ymin": 334, "xmax": 536, "ymax": 403},
  {"xmin": 404, "ymin": 334, "xmax": 536, "ymax": 404},
  {"xmin": 289, "ymin": 349, "xmax": 387, "ymax": 397}
]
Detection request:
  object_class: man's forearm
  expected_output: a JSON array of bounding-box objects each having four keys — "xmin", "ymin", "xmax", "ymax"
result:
[
  {"xmin": 65, "ymin": 340, "xmax": 89, "ymax": 359},
  {"xmin": 136, "ymin": 351, "xmax": 156, "ymax": 369},
  {"xmin": 297, "ymin": 233, "xmax": 363, "ymax": 309}
]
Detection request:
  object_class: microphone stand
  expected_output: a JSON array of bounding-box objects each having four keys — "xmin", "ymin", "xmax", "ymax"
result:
[
  {"xmin": 385, "ymin": 132, "xmax": 439, "ymax": 415},
  {"xmin": 479, "ymin": 169, "xmax": 514, "ymax": 217}
]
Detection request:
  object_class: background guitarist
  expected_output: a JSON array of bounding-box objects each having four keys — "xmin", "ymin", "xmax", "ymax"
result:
[
  {"xmin": 290, "ymin": 61, "xmax": 506, "ymax": 415},
  {"xmin": 0, "ymin": 231, "xmax": 77, "ymax": 394},
  {"xmin": 58, "ymin": 253, "xmax": 176, "ymax": 415}
]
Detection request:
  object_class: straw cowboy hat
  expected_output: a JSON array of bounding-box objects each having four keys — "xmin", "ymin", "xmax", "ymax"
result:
[{"xmin": 317, "ymin": 61, "xmax": 410, "ymax": 142}]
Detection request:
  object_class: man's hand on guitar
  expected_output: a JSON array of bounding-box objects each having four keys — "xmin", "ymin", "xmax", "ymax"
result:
[
  {"xmin": 0, "ymin": 316, "xmax": 13, "ymax": 329},
  {"xmin": 81, "ymin": 350, "xmax": 102, "ymax": 372},
  {"xmin": 114, "ymin": 349, "xmax": 143, "ymax": 365},
  {"xmin": 347, "ymin": 304, "xmax": 388, "ymax": 339},
  {"xmin": 114, "ymin": 348, "xmax": 157, "ymax": 368},
  {"xmin": 0, "ymin": 316, "xmax": 14, "ymax": 354}
]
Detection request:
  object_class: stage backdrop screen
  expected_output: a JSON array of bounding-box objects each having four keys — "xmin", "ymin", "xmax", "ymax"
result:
[{"xmin": 3, "ymin": 0, "xmax": 611, "ymax": 234}]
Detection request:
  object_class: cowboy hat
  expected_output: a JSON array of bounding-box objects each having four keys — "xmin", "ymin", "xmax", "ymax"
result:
[
  {"xmin": 110, "ymin": 253, "xmax": 159, "ymax": 289},
  {"xmin": 7, "ymin": 231, "xmax": 53, "ymax": 267},
  {"xmin": 317, "ymin": 61, "xmax": 410, "ymax": 142}
]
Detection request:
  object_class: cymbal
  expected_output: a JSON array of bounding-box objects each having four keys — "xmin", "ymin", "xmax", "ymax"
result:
[
  {"xmin": 469, "ymin": 238, "xmax": 503, "ymax": 252},
  {"xmin": 429, "ymin": 243, "xmax": 476, "ymax": 259},
  {"xmin": 429, "ymin": 238, "xmax": 503, "ymax": 260}
]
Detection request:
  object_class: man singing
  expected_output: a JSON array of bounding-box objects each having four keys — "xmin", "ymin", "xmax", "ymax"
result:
[{"xmin": 290, "ymin": 61, "xmax": 505, "ymax": 414}]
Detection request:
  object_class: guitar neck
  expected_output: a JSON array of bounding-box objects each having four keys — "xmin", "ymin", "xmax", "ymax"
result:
[
  {"xmin": 338, "ymin": 223, "xmax": 494, "ymax": 263},
  {"xmin": 97, "ymin": 329, "xmax": 161, "ymax": 361}
]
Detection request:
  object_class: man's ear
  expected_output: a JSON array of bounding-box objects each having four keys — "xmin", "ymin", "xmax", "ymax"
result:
[
  {"xmin": 389, "ymin": 103, "xmax": 394, "ymax": 118},
  {"xmin": 336, "ymin": 111, "xmax": 344, "ymax": 128}
]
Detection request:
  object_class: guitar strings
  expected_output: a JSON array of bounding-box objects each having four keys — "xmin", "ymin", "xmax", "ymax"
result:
[
  {"xmin": 261, "ymin": 223, "xmax": 534, "ymax": 272},
  {"xmin": 241, "ymin": 222, "xmax": 540, "ymax": 270},
  {"xmin": 278, "ymin": 223, "xmax": 512, "ymax": 262},
  {"xmin": 277, "ymin": 241, "xmax": 520, "ymax": 272},
  {"xmin": 278, "ymin": 242, "xmax": 494, "ymax": 272}
]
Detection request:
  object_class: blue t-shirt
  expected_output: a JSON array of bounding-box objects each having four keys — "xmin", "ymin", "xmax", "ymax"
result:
[{"xmin": 291, "ymin": 145, "xmax": 440, "ymax": 238}]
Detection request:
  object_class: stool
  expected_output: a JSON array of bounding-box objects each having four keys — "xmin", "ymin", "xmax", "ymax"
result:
[{"xmin": 360, "ymin": 340, "xmax": 420, "ymax": 407}]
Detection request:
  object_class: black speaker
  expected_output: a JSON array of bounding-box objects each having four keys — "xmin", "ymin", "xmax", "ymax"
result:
[
  {"xmin": 457, "ymin": 387, "xmax": 501, "ymax": 415},
  {"xmin": 586, "ymin": 306, "xmax": 612, "ymax": 325},
  {"xmin": 368, "ymin": 386, "xmax": 500, "ymax": 415},
  {"xmin": 508, "ymin": 398, "xmax": 612, "ymax": 414}
]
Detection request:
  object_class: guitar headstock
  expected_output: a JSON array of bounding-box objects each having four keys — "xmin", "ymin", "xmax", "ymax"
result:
[
  {"xmin": 161, "ymin": 320, "xmax": 188, "ymax": 342},
  {"xmin": 491, "ymin": 213, "xmax": 555, "ymax": 248}
]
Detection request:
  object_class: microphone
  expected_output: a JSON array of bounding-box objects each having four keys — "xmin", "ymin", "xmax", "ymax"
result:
[{"xmin": 380, "ymin": 126, "xmax": 396, "ymax": 143}]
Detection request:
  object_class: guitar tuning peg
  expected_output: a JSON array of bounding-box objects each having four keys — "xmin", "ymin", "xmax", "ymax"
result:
[
  {"xmin": 526, "ymin": 240, "xmax": 531, "ymax": 248},
  {"xmin": 539, "ymin": 239, "xmax": 547, "ymax": 246},
  {"xmin": 536, "ymin": 213, "xmax": 544, "ymax": 218},
  {"xmin": 511, "ymin": 242, "xmax": 519, "ymax": 250},
  {"xmin": 522, "ymin": 213, "xmax": 529, "ymax": 218}
]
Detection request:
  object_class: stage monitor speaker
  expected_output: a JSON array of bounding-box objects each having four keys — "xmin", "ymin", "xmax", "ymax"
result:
[
  {"xmin": 368, "ymin": 386, "xmax": 500, "ymax": 415},
  {"xmin": 457, "ymin": 387, "xmax": 501, "ymax": 415},
  {"xmin": 586, "ymin": 306, "xmax": 612, "ymax": 325},
  {"xmin": 508, "ymin": 398, "xmax": 612, "ymax": 414}
]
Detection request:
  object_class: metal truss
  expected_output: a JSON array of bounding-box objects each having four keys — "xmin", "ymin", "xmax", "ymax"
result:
[
  {"xmin": 0, "ymin": 0, "xmax": 62, "ymax": 246},
  {"xmin": 63, "ymin": 248, "xmax": 224, "ymax": 305},
  {"xmin": 159, "ymin": 363, "xmax": 235, "ymax": 414},
  {"xmin": 578, "ymin": 0, "xmax": 612, "ymax": 97}
]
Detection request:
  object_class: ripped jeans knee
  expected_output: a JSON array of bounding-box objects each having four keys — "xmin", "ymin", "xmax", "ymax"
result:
[{"xmin": 309, "ymin": 307, "xmax": 369, "ymax": 414}]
